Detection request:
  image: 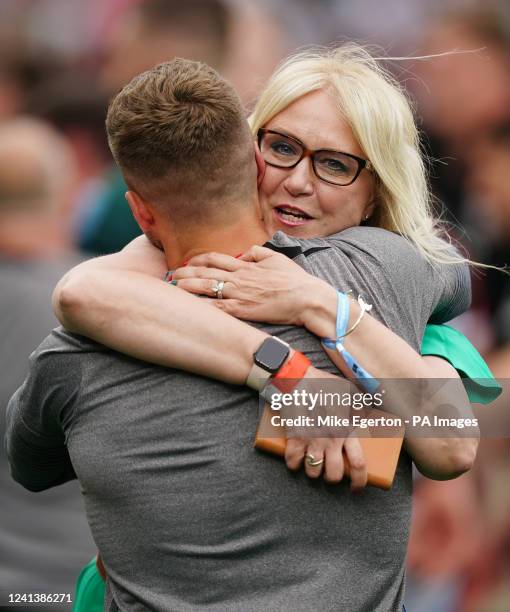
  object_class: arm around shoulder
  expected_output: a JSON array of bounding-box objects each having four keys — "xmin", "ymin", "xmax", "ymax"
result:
[
  {"xmin": 53, "ymin": 238, "xmax": 276, "ymax": 385},
  {"xmin": 53, "ymin": 235, "xmax": 167, "ymax": 332}
]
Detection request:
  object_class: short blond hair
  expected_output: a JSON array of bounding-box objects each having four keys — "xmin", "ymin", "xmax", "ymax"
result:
[
  {"xmin": 106, "ymin": 59, "xmax": 255, "ymax": 225},
  {"xmin": 249, "ymin": 44, "xmax": 462, "ymax": 265}
]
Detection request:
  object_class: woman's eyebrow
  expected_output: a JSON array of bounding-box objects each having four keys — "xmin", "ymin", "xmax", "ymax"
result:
[
  {"xmin": 267, "ymin": 126, "xmax": 297, "ymax": 137},
  {"xmin": 264, "ymin": 128, "xmax": 353, "ymax": 154},
  {"xmin": 266, "ymin": 126, "xmax": 307, "ymax": 145}
]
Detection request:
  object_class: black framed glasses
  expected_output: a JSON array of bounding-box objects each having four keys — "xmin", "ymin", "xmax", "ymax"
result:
[{"xmin": 257, "ymin": 128, "xmax": 372, "ymax": 187}]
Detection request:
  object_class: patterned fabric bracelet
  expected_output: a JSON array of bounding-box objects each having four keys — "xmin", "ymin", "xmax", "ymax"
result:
[
  {"xmin": 322, "ymin": 291, "xmax": 379, "ymax": 392},
  {"xmin": 322, "ymin": 291, "xmax": 372, "ymax": 347}
]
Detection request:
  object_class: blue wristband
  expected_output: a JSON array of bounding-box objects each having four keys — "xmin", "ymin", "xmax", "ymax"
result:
[
  {"xmin": 322, "ymin": 290, "xmax": 349, "ymax": 350},
  {"xmin": 321, "ymin": 290, "xmax": 379, "ymax": 393},
  {"xmin": 338, "ymin": 346, "xmax": 380, "ymax": 393}
]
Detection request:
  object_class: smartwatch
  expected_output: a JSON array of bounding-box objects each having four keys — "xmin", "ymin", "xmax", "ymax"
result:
[{"xmin": 246, "ymin": 337, "xmax": 290, "ymax": 392}]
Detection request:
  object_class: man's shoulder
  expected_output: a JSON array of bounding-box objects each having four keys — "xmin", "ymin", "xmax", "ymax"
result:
[
  {"xmin": 32, "ymin": 327, "xmax": 107, "ymax": 364},
  {"xmin": 31, "ymin": 328, "xmax": 170, "ymax": 390},
  {"xmin": 20, "ymin": 329, "xmax": 117, "ymax": 416}
]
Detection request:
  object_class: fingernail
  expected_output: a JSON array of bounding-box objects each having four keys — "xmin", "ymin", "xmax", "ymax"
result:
[
  {"xmin": 235, "ymin": 253, "xmax": 243, "ymax": 258},
  {"xmin": 170, "ymin": 280, "xmax": 178, "ymax": 286},
  {"xmin": 182, "ymin": 260, "xmax": 189, "ymax": 266}
]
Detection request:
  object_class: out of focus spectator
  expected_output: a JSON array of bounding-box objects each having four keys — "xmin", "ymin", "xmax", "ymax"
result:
[
  {"xmin": 461, "ymin": 122, "xmax": 510, "ymax": 610},
  {"xmin": 28, "ymin": 79, "xmax": 111, "ymax": 192},
  {"xmin": 406, "ymin": 7, "xmax": 510, "ymax": 612},
  {"xmin": 409, "ymin": 9, "xmax": 510, "ymax": 355},
  {"xmin": 0, "ymin": 52, "xmax": 25, "ymax": 120},
  {"xmin": 0, "ymin": 118, "xmax": 95, "ymax": 608},
  {"xmin": 0, "ymin": 43, "xmax": 63, "ymax": 122},
  {"xmin": 414, "ymin": 11, "xmax": 510, "ymax": 143},
  {"xmin": 413, "ymin": 8, "xmax": 510, "ymax": 375},
  {"xmin": 0, "ymin": 1, "xmax": 292, "ymax": 256},
  {"xmin": 411, "ymin": 9, "xmax": 510, "ymax": 222},
  {"xmin": 27, "ymin": 77, "xmax": 114, "ymax": 251},
  {"xmin": 407, "ymin": 476, "xmax": 485, "ymax": 612},
  {"xmin": 465, "ymin": 127, "xmax": 510, "ymax": 375},
  {"xmin": 79, "ymin": 0, "xmax": 290, "ymax": 255},
  {"xmin": 98, "ymin": 0, "xmax": 230, "ymax": 93}
]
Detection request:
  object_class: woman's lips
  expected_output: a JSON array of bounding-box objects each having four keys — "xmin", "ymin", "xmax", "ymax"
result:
[{"xmin": 273, "ymin": 205, "xmax": 313, "ymax": 227}]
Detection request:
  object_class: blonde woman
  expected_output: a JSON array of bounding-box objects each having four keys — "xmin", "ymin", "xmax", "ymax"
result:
[{"xmin": 47, "ymin": 48, "xmax": 497, "ymax": 612}]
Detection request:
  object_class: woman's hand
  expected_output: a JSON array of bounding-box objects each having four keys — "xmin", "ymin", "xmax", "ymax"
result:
[
  {"xmin": 278, "ymin": 365, "xmax": 368, "ymax": 490},
  {"xmin": 171, "ymin": 246, "xmax": 332, "ymax": 326},
  {"xmin": 285, "ymin": 433, "xmax": 368, "ymax": 491}
]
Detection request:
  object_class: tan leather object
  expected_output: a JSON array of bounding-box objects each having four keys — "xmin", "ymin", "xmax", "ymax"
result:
[{"xmin": 254, "ymin": 406, "xmax": 404, "ymax": 490}]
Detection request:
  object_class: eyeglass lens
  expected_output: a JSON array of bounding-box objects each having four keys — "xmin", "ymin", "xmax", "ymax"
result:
[{"xmin": 259, "ymin": 131, "xmax": 360, "ymax": 185}]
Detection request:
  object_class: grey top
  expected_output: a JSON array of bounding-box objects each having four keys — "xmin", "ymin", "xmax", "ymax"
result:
[
  {"xmin": 0, "ymin": 256, "xmax": 96, "ymax": 607},
  {"xmin": 6, "ymin": 228, "xmax": 470, "ymax": 612}
]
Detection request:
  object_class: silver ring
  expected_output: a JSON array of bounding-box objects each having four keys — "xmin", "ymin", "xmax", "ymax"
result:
[
  {"xmin": 212, "ymin": 280, "xmax": 225, "ymax": 299},
  {"xmin": 305, "ymin": 453, "xmax": 324, "ymax": 468}
]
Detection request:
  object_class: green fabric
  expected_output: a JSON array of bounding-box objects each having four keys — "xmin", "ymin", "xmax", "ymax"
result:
[
  {"xmin": 72, "ymin": 557, "xmax": 105, "ymax": 612},
  {"xmin": 421, "ymin": 324, "xmax": 502, "ymax": 404},
  {"xmin": 80, "ymin": 168, "xmax": 142, "ymax": 255}
]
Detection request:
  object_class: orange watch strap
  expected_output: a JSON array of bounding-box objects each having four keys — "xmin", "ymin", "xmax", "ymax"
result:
[{"xmin": 272, "ymin": 351, "xmax": 311, "ymax": 393}]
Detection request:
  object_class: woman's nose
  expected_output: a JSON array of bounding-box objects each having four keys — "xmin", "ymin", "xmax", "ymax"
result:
[{"xmin": 283, "ymin": 158, "xmax": 315, "ymax": 197}]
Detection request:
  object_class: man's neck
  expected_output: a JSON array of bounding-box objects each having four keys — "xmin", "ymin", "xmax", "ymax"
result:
[{"xmin": 161, "ymin": 215, "xmax": 270, "ymax": 270}]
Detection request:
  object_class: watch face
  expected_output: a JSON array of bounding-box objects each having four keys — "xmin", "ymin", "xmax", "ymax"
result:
[{"xmin": 255, "ymin": 338, "xmax": 290, "ymax": 373}]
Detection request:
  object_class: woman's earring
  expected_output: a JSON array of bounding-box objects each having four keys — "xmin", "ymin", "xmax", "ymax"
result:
[{"xmin": 363, "ymin": 213, "xmax": 370, "ymax": 221}]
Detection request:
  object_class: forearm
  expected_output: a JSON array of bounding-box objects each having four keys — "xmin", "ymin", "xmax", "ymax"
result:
[
  {"xmin": 405, "ymin": 435, "xmax": 479, "ymax": 480},
  {"xmin": 403, "ymin": 358, "xmax": 479, "ymax": 480},
  {"xmin": 301, "ymin": 282, "xmax": 479, "ymax": 478},
  {"xmin": 300, "ymin": 281, "xmax": 432, "ymax": 379},
  {"xmin": 55, "ymin": 268, "xmax": 268, "ymax": 384}
]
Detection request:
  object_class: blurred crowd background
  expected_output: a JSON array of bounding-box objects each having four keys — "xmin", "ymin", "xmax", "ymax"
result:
[{"xmin": 0, "ymin": 1, "xmax": 509, "ymax": 611}]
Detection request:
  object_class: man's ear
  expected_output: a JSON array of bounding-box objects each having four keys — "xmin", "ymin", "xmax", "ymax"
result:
[
  {"xmin": 125, "ymin": 190, "xmax": 156, "ymax": 234},
  {"xmin": 254, "ymin": 142, "xmax": 266, "ymax": 188}
]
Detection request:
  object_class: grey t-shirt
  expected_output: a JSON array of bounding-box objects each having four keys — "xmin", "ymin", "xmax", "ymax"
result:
[{"xmin": 6, "ymin": 228, "xmax": 470, "ymax": 612}]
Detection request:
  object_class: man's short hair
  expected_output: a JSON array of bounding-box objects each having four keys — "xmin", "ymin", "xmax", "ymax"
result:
[{"xmin": 106, "ymin": 59, "xmax": 255, "ymax": 226}]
